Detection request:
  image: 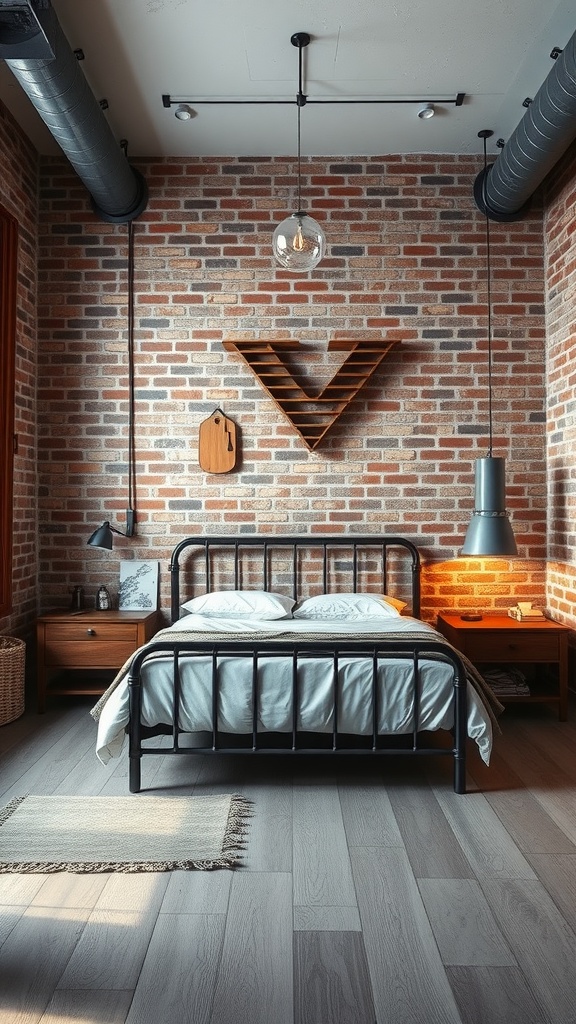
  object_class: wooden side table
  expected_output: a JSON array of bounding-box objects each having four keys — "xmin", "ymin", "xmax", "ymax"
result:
[
  {"xmin": 36, "ymin": 609, "xmax": 160, "ymax": 712},
  {"xmin": 436, "ymin": 612, "xmax": 570, "ymax": 720}
]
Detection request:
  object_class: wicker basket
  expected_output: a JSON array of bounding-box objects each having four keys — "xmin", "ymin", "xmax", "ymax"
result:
[{"xmin": 0, "ymin": 636, "xmax": 25, "ymax": 726}]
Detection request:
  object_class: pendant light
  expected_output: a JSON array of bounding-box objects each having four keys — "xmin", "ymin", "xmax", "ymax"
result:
[
  {"xmin": 272, "ymin": 33, "xmax": 326, "ymax": 272},
  {"xmin": 461, "ymin": 129, "xmax": 518, "ymax": 557}
]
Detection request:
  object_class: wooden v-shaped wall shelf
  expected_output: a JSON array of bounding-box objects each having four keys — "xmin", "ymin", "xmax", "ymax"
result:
[{"xmin": 222, "ymin": 338, "xmax": 399, "ymax": 450}]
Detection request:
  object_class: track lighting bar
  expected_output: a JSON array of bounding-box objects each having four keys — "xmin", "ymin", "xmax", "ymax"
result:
[{"xmin": 162, "ymin": 92, "xmax": 465, "ymax": 109}]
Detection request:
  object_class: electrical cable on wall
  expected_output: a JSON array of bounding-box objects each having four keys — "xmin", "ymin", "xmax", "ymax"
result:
[
  {"xmin": 86, "ymin": 140, "xmax": 138, "ymax": 549},
  {"xmin": 126, "ymin": 216, "xmax": 136, "ymax": 536}
]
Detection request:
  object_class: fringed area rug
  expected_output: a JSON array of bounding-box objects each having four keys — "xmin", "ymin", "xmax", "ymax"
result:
[{"xmin": 0, "ymin": 794, "xmax": 252, "ymax": 873}]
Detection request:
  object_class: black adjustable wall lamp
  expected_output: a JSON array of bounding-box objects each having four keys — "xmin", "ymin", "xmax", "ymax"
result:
[
  {"xmin": 87, "ymin": 517, "xmax": 134, "ymax": 550},
  {"xmin": 87, "ymin": 213, "xmax": 137, "ymax": 550}
]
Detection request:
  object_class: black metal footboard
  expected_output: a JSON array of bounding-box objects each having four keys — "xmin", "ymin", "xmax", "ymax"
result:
[{"xmin": 127, "ymin": 638, "xmax": 468, "ymax": 794}]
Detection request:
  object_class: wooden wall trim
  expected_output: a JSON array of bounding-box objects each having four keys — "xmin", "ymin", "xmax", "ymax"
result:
[{"xmin": 0, "ymin": 203, "xmax": 18, "ymax": 618}]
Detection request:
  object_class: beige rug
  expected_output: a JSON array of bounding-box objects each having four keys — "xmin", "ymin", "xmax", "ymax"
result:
[{"xmin": 0, "ymin": 793, "xmax": 251, "ymax": 873}]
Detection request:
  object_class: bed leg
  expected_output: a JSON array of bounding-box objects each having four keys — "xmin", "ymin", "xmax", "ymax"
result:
[
  {"xmin": 454, "ymin": 753, "xmax": 466, "ymax": 794},
  {"xmin": 129, "ymin": 756, "xmax": 142, "ymax": 793},
  {"xmin": 452, "ymin": 653, "xmax": 467, "ymax": 794},
  {"xmin": 128, "ymin": 672, "xmax": 143, "ymax": 793}
]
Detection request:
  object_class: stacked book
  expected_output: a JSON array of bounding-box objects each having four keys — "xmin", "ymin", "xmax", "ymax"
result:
[{"xmin": 507, "ymin": 605, "xmax": 545, "ymax": 622}]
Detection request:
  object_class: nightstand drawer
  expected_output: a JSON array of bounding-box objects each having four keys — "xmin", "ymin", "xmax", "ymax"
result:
[
  {"xmin": 43, "ymin": 621, "xmax": 139, "ymax": 644},
  {"xmin": 463, "ymin": 631, "xmax": 559, "ymax": 663},
  {"xmin": 44, "ymin": 640, "xmax": 137, "ymax": 669}
]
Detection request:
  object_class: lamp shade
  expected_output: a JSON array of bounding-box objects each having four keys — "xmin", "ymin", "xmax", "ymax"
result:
[
  {"xmin": 87, "ymin": 521, "xmax": 114, "ymax": 550},
  {"xmin": 272, "ymin": 212, "xmax": 326, "ymax": 271},
  {"xmin": 461, "ymin": 457, "xmax": 518, "ymax": 556}
]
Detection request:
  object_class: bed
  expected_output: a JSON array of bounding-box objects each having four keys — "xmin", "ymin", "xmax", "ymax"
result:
[{"xmin": 92, "ymin": 535, "xmax": 499, "ymax": 793}]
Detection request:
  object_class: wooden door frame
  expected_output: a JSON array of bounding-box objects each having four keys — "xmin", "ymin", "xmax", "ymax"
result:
[{"xmin": 0, "ymin": 203, "xmax": 18, "ymax": 618}]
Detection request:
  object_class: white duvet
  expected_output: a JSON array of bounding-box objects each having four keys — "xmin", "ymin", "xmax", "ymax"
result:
[{"xmin": 94, "ymin": 615, "xmax": 493, "ymax": 765}]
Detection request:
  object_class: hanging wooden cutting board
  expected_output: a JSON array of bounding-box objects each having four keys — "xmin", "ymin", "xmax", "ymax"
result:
[{"xmin": 198, "ymin": 410, "xmax": 237, "ymax": 473}]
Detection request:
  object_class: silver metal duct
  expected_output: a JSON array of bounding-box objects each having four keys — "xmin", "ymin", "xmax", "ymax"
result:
[
  {"xmin": 475, "ymin": 27, "xmax": 576, "ymax": 221},
  {"xmin": 2, "ymin": 1, "xmax": 147, "ymax": 222}
]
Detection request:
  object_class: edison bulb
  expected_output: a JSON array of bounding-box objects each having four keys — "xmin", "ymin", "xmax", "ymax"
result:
[
  {"xmin": 272, "ymin": 212, "xmax": 326, "ymax": 271},
  {"xmin": 293, "ymin": 223, "xmax": 305, "ymax": 251}
]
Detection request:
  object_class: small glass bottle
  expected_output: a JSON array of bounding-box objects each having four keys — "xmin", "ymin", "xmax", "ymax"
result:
[
  {"xmin": 70, "ymin": 585, "xmax": 84, "ymax": 611},
  {"xmin": 96, "ymin": 585, "xmax": 111, "ymax": 611}
]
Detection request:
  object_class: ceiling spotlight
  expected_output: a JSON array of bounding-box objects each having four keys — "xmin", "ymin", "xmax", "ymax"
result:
[
  {"xmin": 174, "ymin": 104, "xmax": 194, "ymax": 121},
  {"xmin": 418, "ymin": 104, "xmax": 435, "ymax": 120}
]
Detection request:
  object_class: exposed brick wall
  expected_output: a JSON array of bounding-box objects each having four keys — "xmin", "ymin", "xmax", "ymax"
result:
[
  {"xmin": 0, "ymin": 101, "xmax": 38, "ymax": 640},
  {"xmin": 37, "ymin": 153, "xmax": 547, "ymax": 622},
  {"xmin": 544, "ymin": 140, "xmax": 576, "ymax": 627}
]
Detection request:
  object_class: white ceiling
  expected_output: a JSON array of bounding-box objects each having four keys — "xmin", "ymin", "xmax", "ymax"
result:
[{"xmin": 0, "ymin": 0, "xmax": 575, "ymax": 159}]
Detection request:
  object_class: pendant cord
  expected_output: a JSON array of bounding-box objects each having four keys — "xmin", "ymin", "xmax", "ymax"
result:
[
  {"xmin": 297, "ymin": 103, "xmax": 302, "ymax": 212},
  {"xmin": 482, "ymin": 133, "xmax": 494, "ymax": 457},
  {"xmin": 296, "ymin": 38, "xmax": 305, "ymax": 214}
]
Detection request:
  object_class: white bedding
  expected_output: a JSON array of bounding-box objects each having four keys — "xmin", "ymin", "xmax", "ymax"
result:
[{"xmin": 94, "ymin": 615, "xmax": 493, "ymax": 766}]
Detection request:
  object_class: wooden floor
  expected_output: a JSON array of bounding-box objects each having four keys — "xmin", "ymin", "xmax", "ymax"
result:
[{"xmin": 1, "ymin": 698, "xmax": 576, "ymax": 1024}]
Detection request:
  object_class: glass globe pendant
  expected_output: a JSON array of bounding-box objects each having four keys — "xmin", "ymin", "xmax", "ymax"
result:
[
  {"xmin": 273, "ymin": 32, "xmax": 325, "ymax": 273},
  {"xmin": 273, "ymin": 211, "xmax": 326, "ymax": 271}
]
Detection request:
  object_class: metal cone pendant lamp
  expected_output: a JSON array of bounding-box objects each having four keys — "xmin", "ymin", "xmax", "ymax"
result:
[
  {"xmin": 461, "ymin": 130, "xmax": 518, "ymax": 557},
  {"xmin": 461, "ymin": 455, "xmax": 517, "ymax": 555},
  {"xmin": 273, "ymin": 33, "xmax": 326, "ymax": 272}
]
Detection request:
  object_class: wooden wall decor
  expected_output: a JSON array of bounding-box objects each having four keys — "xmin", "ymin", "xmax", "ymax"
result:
[
  {"xmin": 222, "ymin": 338, "xmax": 399, "ymax": 450},
  {"xmin": 198, "ymin": 409, "xmax": 238, "ymax": 473}
]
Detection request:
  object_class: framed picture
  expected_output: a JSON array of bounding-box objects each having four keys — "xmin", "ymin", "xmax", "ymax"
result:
[{"xmin": 118, "ymin": 561, "xmax": 159, "ymax": 611}]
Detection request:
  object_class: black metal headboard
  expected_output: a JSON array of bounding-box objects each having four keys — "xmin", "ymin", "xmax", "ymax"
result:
[{"xmin": 169, "ymin": 535, "xmax": 421, "ymax": 624}]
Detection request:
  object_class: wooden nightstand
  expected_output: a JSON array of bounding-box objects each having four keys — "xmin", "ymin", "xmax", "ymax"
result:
[
  {"xmin": 436, "ymin": 612, "xmax": 570, "ymax": 720},
  {"xmin": 36, "ymin": 609, "xmax": 160, "ymax": 712}
]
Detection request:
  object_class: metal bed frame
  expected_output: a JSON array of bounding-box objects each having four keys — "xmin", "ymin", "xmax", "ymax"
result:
[{"xmin": 126, "ymin": 535, "xmax": 468, "ymax": 793}]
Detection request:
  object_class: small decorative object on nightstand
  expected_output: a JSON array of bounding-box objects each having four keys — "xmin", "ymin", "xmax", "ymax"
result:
[
  {"xmin": 96, "ymin": 585, "xmax": 111, "ymax": 610},
  {"xmin": 437, "ymin": 612, "xmax": 570, "ymax": 720},
  {"xmin": 36, "ymin": 608, "xmax": 160, "ymax": 713}
]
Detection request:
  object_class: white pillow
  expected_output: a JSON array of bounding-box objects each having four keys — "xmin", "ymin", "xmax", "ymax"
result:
[
  {"xmin": 293, "ymin": 593, "xmax": 403, "ymax": 620},
  {"xmin": 181, "ymin": 590, "xmax": 295, "ymax": 619}
]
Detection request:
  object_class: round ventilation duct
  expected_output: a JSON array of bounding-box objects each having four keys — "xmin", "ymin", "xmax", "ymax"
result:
[
  {"xmin": 2, "ymin": 0, "xmax": 147, "ymax": 222},
  {"xmin": 475, "ymin": 27, "xmax": 576, "ymax": 221}
]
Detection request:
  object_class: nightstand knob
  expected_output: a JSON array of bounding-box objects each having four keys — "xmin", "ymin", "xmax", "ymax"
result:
[{"xmin": 86, "ymin": 628, "xmax": 96, "ymax": 636}]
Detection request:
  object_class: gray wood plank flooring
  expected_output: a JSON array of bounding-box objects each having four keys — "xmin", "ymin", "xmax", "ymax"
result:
[
  {"xmin": 294, "ymin": 931, "xmax": 375, "ymax": 1024},
  {"xmin": 1, "ymin": 698, "xmax": 576, "ymax": 1022}
]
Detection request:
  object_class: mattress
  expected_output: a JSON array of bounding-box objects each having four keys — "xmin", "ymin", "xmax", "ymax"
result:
[{"xmin": 93, "ymin": 615, "xmax": 493, "ymax": 766}]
